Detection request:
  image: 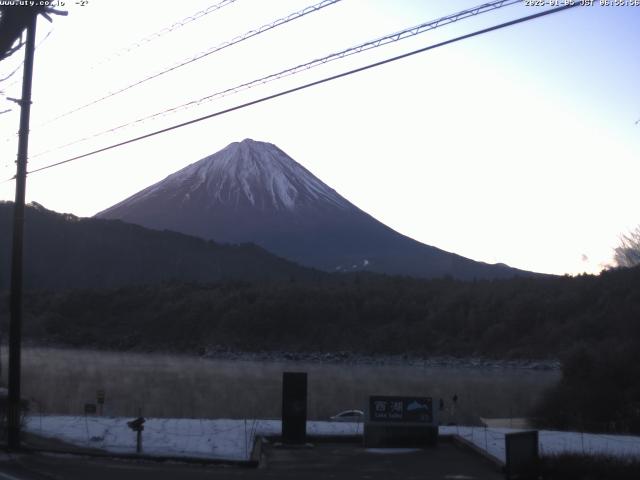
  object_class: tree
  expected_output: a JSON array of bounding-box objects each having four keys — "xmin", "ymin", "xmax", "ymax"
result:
[{"xmin": 614, "ymin": 226, "xmax": 640, "ymax": 268}]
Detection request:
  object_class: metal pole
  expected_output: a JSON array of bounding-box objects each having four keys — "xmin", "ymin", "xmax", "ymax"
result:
[
  {"xmin": 136, "ymin": 429, "xmax": 142, "ymax": 454},
  {"xmin": 8, "ymin": 12, "xmax": 37, "ymax": 450}
]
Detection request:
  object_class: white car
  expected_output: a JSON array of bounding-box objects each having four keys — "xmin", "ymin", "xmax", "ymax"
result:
[{"xmin": 329, "ymin": 409, "xmax": 364, "ymax": 422}]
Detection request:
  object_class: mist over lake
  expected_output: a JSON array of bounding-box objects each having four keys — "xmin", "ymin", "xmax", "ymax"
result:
[{"xmin": 12, "ymin": 347, "xmax": 559, "ymax": 421}]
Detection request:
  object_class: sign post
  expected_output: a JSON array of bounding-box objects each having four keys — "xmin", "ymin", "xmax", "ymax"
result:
[
  {"xmin": 364, "ymin": 395, "xmax": 438, "ymax": 447},
  {"xmin": 96, "ymin": 390, "xmax": 105, "ymax": 416},
  {"xmin": 127, "ymin": 416, "xmax": 145, "ymax": 454}
]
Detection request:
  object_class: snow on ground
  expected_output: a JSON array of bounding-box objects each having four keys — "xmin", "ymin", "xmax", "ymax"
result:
[
  {"xmin": 440, "ymin": 426, "xmax": 640, "ymax": 463},
  {"xmin": 24, "ymin": 416, "xmax": 640, "ymax": 463},
  {"xmin": 24, "ymin": 416, "xmax": 362, "ymax": 461}
]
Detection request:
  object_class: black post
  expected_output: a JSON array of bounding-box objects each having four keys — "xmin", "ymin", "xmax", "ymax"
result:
[
  {"xmin": 281, "ymin": 372, "xmax": 307, "ymax": 444},
  {"xmin": 8, "ymin": 12, "xmax": 37, "ymax": 450}
]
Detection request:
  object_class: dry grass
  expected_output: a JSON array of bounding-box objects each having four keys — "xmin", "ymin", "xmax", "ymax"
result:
[
  {"xmin": 540, "ymin": 453, "xmax": 640, "ymax": 480},
  {"xmin": 0, "ymin": 347, "xmax": 558, "ymax": 420}
]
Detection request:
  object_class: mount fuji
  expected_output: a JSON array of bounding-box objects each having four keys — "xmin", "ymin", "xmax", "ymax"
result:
[{"xmin": 96, "ymin": 139, "xmax": 531, "ymax": 280}]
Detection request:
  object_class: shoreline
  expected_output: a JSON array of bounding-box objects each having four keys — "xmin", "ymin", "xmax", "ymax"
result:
[
  {"xmin": 198, "ymin": 348, "xmax": 561, "ymax": 370},
  {"xmin": 18, "ymin": 342, "xmax": 561, "ymax": 371}
]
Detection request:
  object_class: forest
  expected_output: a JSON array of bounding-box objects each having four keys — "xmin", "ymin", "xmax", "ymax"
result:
[
  {"xmin": 2, "ymin": 217, "xmax": 640, "ymax": 432},
  {"xmin": 1, "ymin": 265, "xmax": 638, "ymax": 359}
]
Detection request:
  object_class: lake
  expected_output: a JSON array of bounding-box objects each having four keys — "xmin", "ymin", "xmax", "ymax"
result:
[{"xmin": 9, "ymin": 347, "xmax": 559, "ymax": 422}]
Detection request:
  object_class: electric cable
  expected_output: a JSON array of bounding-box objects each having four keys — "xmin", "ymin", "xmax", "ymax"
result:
[
  {"xmin": 88, "ymin": 0, "xmax": 239, "ymax": 70},
  {"xmin": 39, "ymin": 0, "xmax": 343, "ymax": 126},
  {"xmin": 0, "ymin": 59, "xmax": 23, "ymax": 83},
  {"xmin": 28, "ymin": 0, "xmax": 521, "ymax": 160},
  {"xmin": 5, "ymin": 3, "xmax": 579, "ymax": 181},
  {"xmin": 0, "ymin": 28, "xmax": 52, "ymax": 86}
]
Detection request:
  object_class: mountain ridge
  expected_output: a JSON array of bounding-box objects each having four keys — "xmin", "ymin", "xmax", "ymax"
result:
[
  {"xmin": 0, "ymin": 201, "xmax": 322, "ymax": 291},
  {"xmin": 96, "ymin": 139, "xmax": 537, "ymax": 280}
]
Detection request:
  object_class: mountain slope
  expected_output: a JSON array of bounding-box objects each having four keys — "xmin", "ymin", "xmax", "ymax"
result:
[
  {"xmin": 0, "ymin": 202, "xmax": 322, "ymax": 290},
  {"xmin": 97, "ymin": 139, "xmax": 534, "ymax": 280}
]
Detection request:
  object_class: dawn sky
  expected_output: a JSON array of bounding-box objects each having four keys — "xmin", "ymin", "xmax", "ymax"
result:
[{"xmin": 0, "ymin": 0, "xmax": 638, "ymax": 276}]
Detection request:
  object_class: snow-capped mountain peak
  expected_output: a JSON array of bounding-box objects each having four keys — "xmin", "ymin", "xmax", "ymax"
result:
[
  {"xmin": 129, "ymin": 139, "xmax": 350, "ymax": 212},
  {"xmin": 96, "ymin": 139, "xmax": 532, "ymax": 280}
]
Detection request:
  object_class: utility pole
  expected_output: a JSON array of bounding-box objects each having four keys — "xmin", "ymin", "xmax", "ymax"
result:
[{"xmin": 8, "ymin": 11, "xmax": 37, "ymax": 450}]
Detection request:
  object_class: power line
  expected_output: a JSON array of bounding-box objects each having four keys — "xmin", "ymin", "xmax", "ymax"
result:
[
  {"xmin": 29, "ymin": 0, "xmax": 521, "ymax": 160},
  {"xmin": 0, "ymin": 60, "xmax": 23, "ymax": 83},
  {"xmin": 0, "ymin": 28, "xmax": 52, "ymax": 85},
  {"xmin": 19, "ymin": 3, "xmax": 579, "ymax": 179},
  {"xmin": 87, "ymin": 0, "xmax": 238, "ymax": 70},
  {"xmin": 39, "ymin": 0, "xmax": 343, "ymax": 126},
  {"xmin": 0, "ymin": 25, "xmax": 53, "ymax": 157}
]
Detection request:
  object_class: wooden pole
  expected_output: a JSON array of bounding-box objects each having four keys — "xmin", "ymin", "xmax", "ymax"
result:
[{"xmin": 8, "ymin": 11, "xmax": 37, "ymax": 450}]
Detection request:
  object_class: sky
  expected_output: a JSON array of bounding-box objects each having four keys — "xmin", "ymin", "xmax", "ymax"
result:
[{"xmin": 0, "ymin": 0, "xmax": 638, "ymax": 276}]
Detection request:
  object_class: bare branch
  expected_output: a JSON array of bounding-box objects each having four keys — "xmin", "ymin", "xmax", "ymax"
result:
[{"xmin": 614, "ymin": 226, "xmax": 640, "ymax": 268}]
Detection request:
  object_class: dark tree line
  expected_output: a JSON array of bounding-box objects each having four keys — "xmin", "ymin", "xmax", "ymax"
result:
[
  {"xmin": 532, "ymin": 342, "xmax": 640, "ymax": 434},
  {"xmin": 1, "ymin": 265, "xmax": 639, "ymax": 361}
]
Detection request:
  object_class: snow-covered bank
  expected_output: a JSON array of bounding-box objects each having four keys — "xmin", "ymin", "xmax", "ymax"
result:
[
  {"xmin": 24, "ymin": 416, "xmax": 640, "ymax": 463},
  {"xmin": 440, "ymin": 426, "xmax": 640, "ymax": 463},
  {"xmin": 24, "ymin": 416, "xmax": 362, "ymax": 460}
]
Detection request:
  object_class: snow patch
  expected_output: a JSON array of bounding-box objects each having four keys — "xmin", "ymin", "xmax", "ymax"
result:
[
  {"xmin": 24, "ymin": 416, "xmax": 361, "ymax": 461},
  {"xmin": 100, "ymin": 139, "xmax": 352, "ymax": 214},
  {"xmin": 440, "ymin": 426, "xmax": 640, "ymax": 463},
  {"xmin": 24, "ymin": 416, "xmax": 640, "ymax": 463}
]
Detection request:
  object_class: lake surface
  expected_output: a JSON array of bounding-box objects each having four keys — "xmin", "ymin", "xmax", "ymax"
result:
[{"xmin": 9, "ymin": 347, "xmax": 559, "ymax": 421}]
